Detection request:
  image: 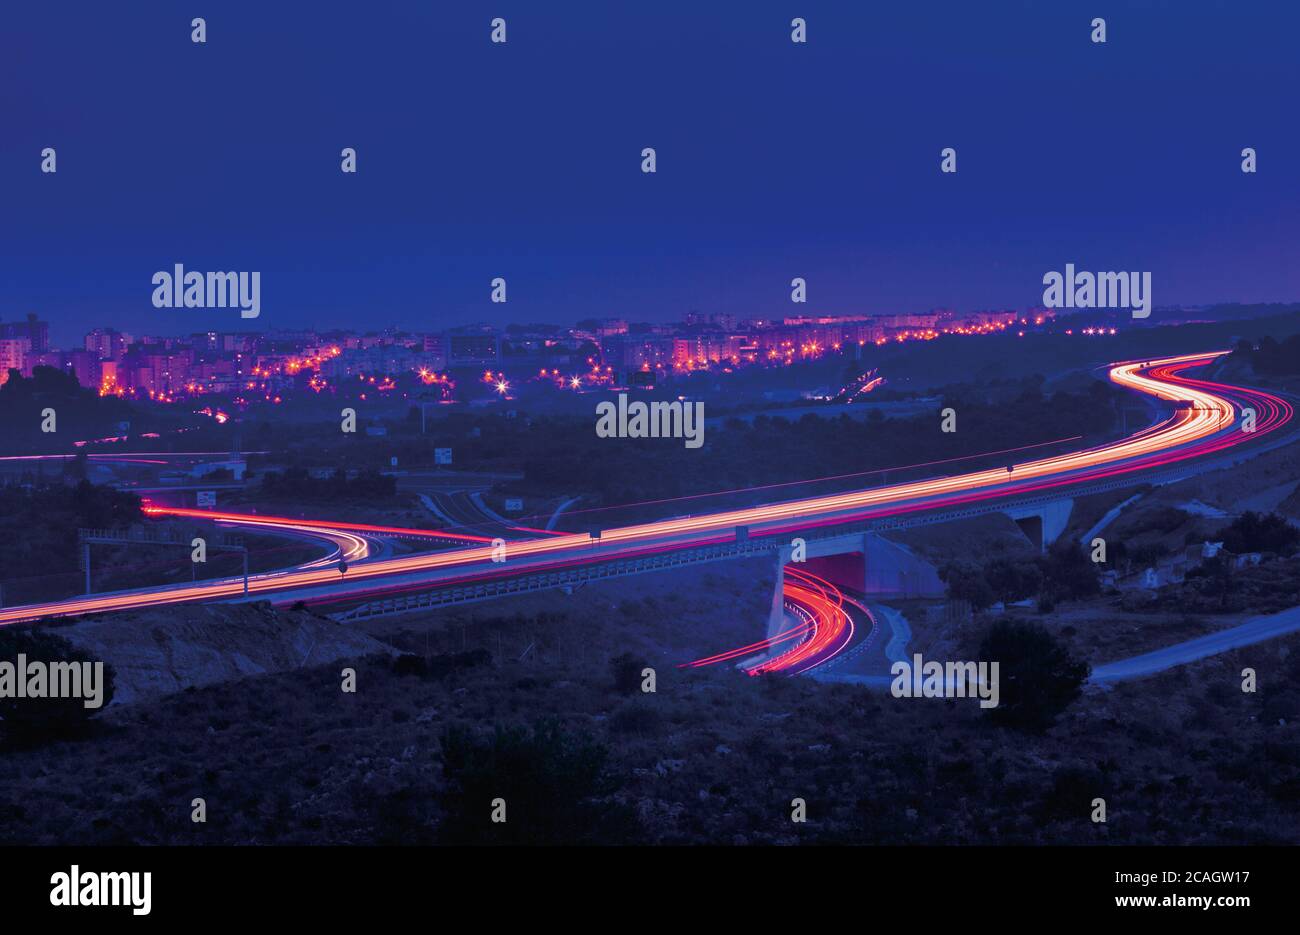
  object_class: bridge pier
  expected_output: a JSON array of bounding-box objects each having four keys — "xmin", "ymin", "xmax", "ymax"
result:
[
  {"xmin": 860, "ymin": 533, "xmax": 944, "ymax": 599},
  {"xmin": 1002, "ymin": 498, "xmax": 1074, "ymax": 553}
]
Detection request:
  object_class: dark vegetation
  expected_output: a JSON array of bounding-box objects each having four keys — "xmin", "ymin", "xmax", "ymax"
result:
[
  {"xmin": 259, "ymin": 467, "xmax": 398, "ymax": 501},
  {"xmin": 0, "ymin": 366, "xmax": 140, "ymax": 453},
  {"xmin": 2, "ymin": 599, "xmax": 1297, "ymax": 845},
  {"xmin": 610, "ymin": 652, "xmax": 648, "ymax": 694},
  {"xmin": 1215, "ymin": 510, "xmax": 1300, "ymax": 557},
  {"xmin": 1141, "ymin": 556, "xmax": 1300, "ymax": 615},
  {"xmin": 939, "ymin": 542, "xmax": 1101, "ymax": 612},
  {"xmin": 438, "ymin": 720, "xmax": 637, "ymax": 845},
  {"xmin": 975, "ymin": 619, "xmax": 1090, "ymax": 731},
  {"xmin": 509, "ymin": 379, "xmax": 1123, "ymax": 517},
  {"xmin": 0, "ymin": 481, "xmax": 141, "ymax": 600},
  {"xmin": 1230, "ymin": 334, "xmax": 1300, "ymax": 376}
]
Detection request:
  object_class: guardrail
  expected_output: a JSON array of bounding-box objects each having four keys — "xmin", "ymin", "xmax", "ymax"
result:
[{"xmin": 78, "ymin": 527, "xmax": 245, "ymax": 549}]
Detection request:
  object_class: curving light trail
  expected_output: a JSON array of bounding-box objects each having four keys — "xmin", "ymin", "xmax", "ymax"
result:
[
  {"xmin": 0, "ymin": 352, "xmax": 1292, "ymax": 626},
  {"xmin": 746, "ymin": 570, "xmax": 857, "ymax": 676},
  {"xmin": 681, "ymin": 569, "xmax": 871, "ymax": 677},
  {"xmin": 138, "ymin": 503, "xmax": 497, "ymax": 573},
  {"xmin": 141, "ymin": 505, "xmax": 495, "ymax": 544}
]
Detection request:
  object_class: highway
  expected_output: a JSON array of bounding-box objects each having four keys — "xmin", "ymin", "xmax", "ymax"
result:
[{"xmin": 0, "ymin": 352, "xmax": 1292, "ymax": 626}]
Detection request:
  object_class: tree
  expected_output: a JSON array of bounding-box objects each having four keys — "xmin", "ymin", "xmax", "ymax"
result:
[
  {"xmin": 984, "ymin": 557, "xmax": 1042, "ymax": 605},
  {"xmin": 609, "ymin": 651, "xmax": 647, "ymax": 694},
  {"xmin": 977, "ymin": 619, "xmax": 1089, "ymax": 731},
  {"xmin": 1040, "ymin": 542, "xmax": 1100, "ymax": 601},
  {"xmin": 1217, "ymin": 511, "xmax": 1299, "ymax": 556},
  {"xmin": 939, "ymin": 561, "xmax": 996, "ymax": 612}
]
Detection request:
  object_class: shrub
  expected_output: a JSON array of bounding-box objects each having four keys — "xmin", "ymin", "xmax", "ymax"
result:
[
  {"xmin": 1216, "ymin": 511, "xmax": 1299, "ymax": 556},
  {"xmin": 437, "ymin": 720, "xmax": 638, "ymax": 844},
  {"xmin": 977, "ymin": 619, "xmax": 1089, "ymax": 731},
  {"xmin": 609, "ymin": 652, "xmax": 648, "ymax": 694}
]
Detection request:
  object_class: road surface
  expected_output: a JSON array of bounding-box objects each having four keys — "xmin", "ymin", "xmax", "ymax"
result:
[{"xmin": 1091, "ymin": 605, "xmax": 1300, "ymax": 683}]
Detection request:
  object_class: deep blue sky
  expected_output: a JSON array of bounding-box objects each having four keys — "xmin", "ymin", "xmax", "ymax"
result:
[{"xmin": 3, "ymin": 0, "xmax": 1298, "ymax": 347}]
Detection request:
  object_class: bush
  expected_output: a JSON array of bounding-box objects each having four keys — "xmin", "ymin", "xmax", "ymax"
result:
[
  {"xmin": 609, "ymin": 701, "xmax": 664, "ymax": 736},
  {"xmin": 1041, "ymin": 543, "xmax": 1101, "ymax": 601},
  {"xmin": 392, "ymin": 654, "xmax": 428, "ymax": 677},
  {"xmin": 437, "ymin": 720, "xmax": 638, "ymax": 844},
  {"xmin": 977, "ymin": 619, "xmax": 1089, "ymax": 731},
  {"xmin": 1216, "ymin": 511, "xmax": 1299, "ymax": 557},
  {"xmin": 939, "ymin": 561, "xmax": 996, "ymax": 611},
  {"xmin": 389, "ymin": 649, "xmax": 491, "ymax": 680},
  {"xmin": 609, "ymin": 652, "xmax": 648, "ymax": 694}
]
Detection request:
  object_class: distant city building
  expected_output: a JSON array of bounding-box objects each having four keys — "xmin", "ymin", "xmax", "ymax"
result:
[
  {"xmin": 445, "ymin": 329, "xmax": 501, "ymax": 367},
  {"xmin": 321, "ymin": 344, "xmax": 419, "ymax": 378},
  {"xmin": 422, "ymin": 333, "xmax": 448, "ymax": 370},
  {"xmin": 24, "ymin": 349, "xmax": 65, "ymax": 376},
  {"xmin": 66, "ymin": 349, "xmax": 101, "ymax": 389},
  {"xmin": 85, "ymin": 327, "xmax": 131, "ymax": 360},
  {"xmin": 0, "ymin": 337, "xmax": 30, "ymax": 382},
  {"xmin": 602, "ymin": 334, "xmax": 674, "ymax": 371},
  {"xmin": 0, "ymin": 314, "xmax": 49, "ymax": 354}
]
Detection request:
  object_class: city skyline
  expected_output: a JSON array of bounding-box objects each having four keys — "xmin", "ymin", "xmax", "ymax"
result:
[{"xmin": 3, "ymin": 304, "xmax": 1067, "ymax": 400}]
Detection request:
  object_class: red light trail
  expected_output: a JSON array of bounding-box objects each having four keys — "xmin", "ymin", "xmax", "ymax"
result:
[
  {"xmin": 680, "ymin": 569, "xmax": 872, "ymax": 677},
  {"xmin": 141, "ymin": 505, "xmax": 496, "ymax": 544}
]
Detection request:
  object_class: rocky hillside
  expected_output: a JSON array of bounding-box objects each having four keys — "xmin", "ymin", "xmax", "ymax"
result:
[{"xmin": 46, "ymin": 602, "xmax": 392, "ymax": 705}]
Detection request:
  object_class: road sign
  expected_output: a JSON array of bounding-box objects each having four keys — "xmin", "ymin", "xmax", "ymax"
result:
[
  {"xmin": 504, "ymin": 498, "xmax": 523, "ymax": 513},
  {"xmin": 196, "ymin": 490, "xmax": 216, "ymax": 508},
  {"xmin": 435, "ymin": 448, "xmax": 453, "ymax": 465}
]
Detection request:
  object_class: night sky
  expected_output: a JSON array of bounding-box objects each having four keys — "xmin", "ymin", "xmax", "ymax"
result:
[{"xmin": 3, "ymin": 0, "xmax": 1298, "ymax": 347}]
